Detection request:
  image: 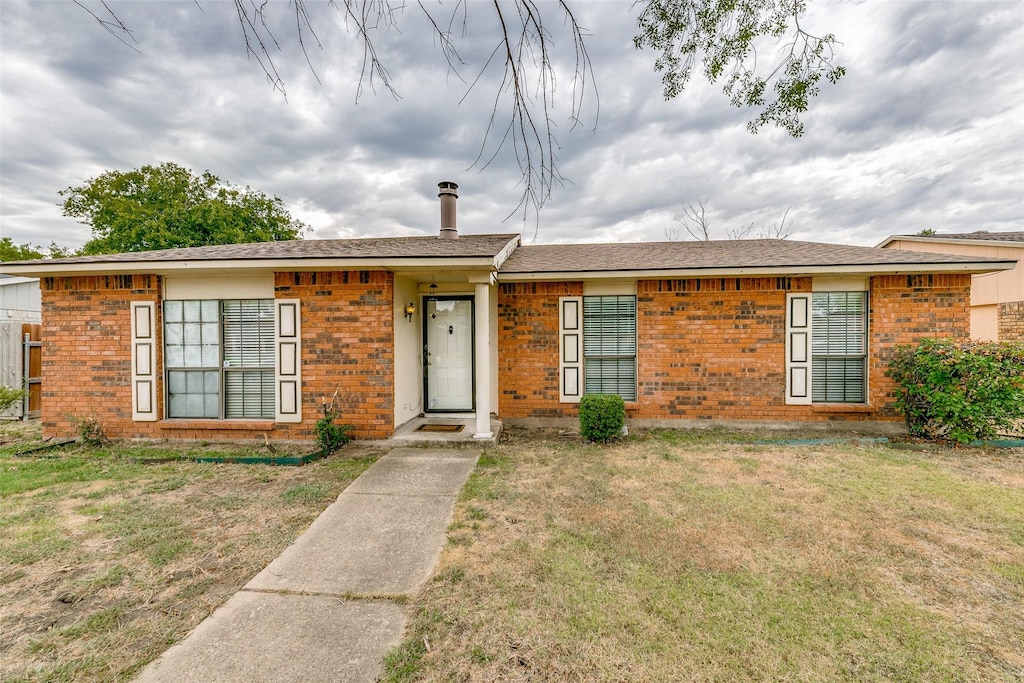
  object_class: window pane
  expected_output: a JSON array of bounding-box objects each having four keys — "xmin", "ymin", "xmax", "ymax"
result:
[
  {"xmin": 811, "ymin": 292, "xmax": 867, "ymax": 403},
  {"xmin": 164, "ymin": 301, "xmax": 183, "ymax": 323},
  {"xmin": 183, "ymin": 300, "xmax": 201, "ymax": 322},
  {"xmin": 583, "ymin": 295, "xmax": 637, "ymax": 401},
  {"xmin": 813, "ymin": 358, "xmax": 866, "ymax": 403},
  {"xmin": 167, "ymin": 370, "xmax": 220, "ymax": 418},
  {"xmin": 183, "ymin": 344, "xmax": 203, "ymax": 367},
  {"xmin": 165, "ymin": 323, "xmax": 182, "ymax": 346},
  {"xmin": 165, "ymin": 345, "xmax": 184, "ymax": 368},
  {"xmin": 225, "ymin": 369, "xmax": 275, "ymax": 419}
]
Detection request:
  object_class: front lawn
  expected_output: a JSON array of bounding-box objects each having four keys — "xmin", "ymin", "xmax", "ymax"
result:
[
  {"xmin": 384, "ymin": 428, "xmax": 1024, "ymax": 682},
  {"xmin": 0, "ymin": 423, "xmax": 382, "ymax": 683}
]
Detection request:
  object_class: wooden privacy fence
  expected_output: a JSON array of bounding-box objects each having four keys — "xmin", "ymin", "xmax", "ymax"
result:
[{"xmin": 0, "ymin": 322, "xmax": 41, "ymax": 419}]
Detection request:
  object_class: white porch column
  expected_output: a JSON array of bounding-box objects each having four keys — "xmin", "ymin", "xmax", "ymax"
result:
[{"xmin": 473, "ymin": 280, "xmax": 493, "ymax": 439}]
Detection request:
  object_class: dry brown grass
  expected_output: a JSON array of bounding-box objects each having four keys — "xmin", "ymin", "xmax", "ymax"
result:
[
  {"xmin": 0, "ymin": 422, "xmax": 382, "ymax": 682},
  {"xmin": 383, "ymin": 427, "xmax": 1024, "ymax": 682}
]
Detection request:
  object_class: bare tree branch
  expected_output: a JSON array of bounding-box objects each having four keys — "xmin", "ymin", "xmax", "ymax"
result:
[
  {"xmin": 674, "ymin": 199, "xmax": 711, "ymax": 241},
  {"xmin": 73, "ymin": 1, "xmax": 598, "ymax": 224},
  {"xmin": 73, "ymin": 0, "xmax": 140, "ymax": 53}
]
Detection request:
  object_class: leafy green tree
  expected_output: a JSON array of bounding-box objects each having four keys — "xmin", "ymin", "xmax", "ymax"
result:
[
  {"xmin": 0, "ymin": 238, "xmax": 47, "ymax": 261},
  {"xmin": 59, "ymin": 162, "xmax": 307, "ymax": 255},
  {"xmin": 0, "ymin": 239, "xmax": 75, "ymax": 260}
]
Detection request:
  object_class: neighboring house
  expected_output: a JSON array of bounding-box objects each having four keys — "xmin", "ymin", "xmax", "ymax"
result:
[
  {"xmin": 0, "ymin": 184, "xmax": 1016, "ymax": 442},
  {"xmin": 878, "ymin": 232, "xmax": 1024, "ymax": 341},
  {"xmin": 0, "ymin": 275, "xmax": 42, "ymax": 419}
]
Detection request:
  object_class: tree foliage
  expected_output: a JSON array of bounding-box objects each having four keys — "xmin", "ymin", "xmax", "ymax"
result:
[
  {"xmin": 0, "ymin": 238, "xmax": 47, "ymax": 261},
  {"xmin": 0, "ymin": 239, "xmax": 73, "ymax": 261},
  {"xmin": 78, "ymin": 1, "xmax": 844, "ymax": 218},
  {"xmin": 59, "ymin": 162, "xmax": 307, "ymax": 255},
  {"xmin": 636, "ymin": 0, "xmax": 846, "ymax": 137}
]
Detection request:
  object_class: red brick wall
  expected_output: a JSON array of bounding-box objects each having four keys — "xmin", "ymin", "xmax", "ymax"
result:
[
  {"xmin": 39, "ymin": 271, "xmax": 395, "ymax": 442},
  {"xmin": 273, "ymin": 271, "xmax": 394, "ymax": 440},
  {"xmin": 497, "ymin": 274, "xmax": 972, "ymax": 425},
  {"xmin": 41, "ymin": 275, "xmax": 162, "ymax": 439},
  {"xmin": 635, "ymin": 277, "xmax": 809, "ymax": 421},
  {"xmin": 498, "ymin": 282, "xmax": 583, "ymax": 417}
]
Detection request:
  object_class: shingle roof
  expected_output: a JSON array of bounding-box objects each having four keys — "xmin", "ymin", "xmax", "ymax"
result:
[
  {"xmin": 911, "ymin": 231, "xmax": 1024, "ymax": 243},
  {"xmin": 498, "ymin": 239, "xmax": 1015, "ymax": 274},
  {"xmin": 6, "ymin": 234, "xmax": 521, "ymax": 266}
]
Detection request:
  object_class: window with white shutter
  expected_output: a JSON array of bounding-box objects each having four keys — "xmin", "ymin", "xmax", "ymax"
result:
[{"xmin": 786, "ymin": 291, "xmax": 868, "ymax": 404}]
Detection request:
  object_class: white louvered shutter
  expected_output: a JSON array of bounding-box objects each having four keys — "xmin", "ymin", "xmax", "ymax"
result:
[
  {"xmin": 275, "ymin": 299, "xmax": 302, "ymax": 422},
  {"xmin": 131, "ymin": 302, "xmax": 158, "ymax": 420},
  {"xmin": 559, "ymin": 297, "xmax": 583, "ymax": 403},
  {"xmin": 786, "ymin": 294, "xmax": 812, "ymax": 405}
]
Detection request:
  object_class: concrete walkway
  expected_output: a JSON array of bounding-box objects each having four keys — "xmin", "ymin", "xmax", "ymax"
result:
[{"xmin": 134, "ymin": 447, "xmax": 480, "ymax": 683}]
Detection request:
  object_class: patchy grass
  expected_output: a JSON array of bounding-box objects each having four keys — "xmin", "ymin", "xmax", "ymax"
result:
[
  {"xmin": 383, "ymin": 427, "xmax": 1024, "ymax": 682},
  {"xmin": 0, "ymin": 421, "xmax": 381, "ymax": 683}
]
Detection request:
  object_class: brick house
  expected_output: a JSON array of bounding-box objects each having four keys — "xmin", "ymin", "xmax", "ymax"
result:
[
  {"xmin": 1, "ymin": 185, "xmax": 1015, "ymax": 442},
  {"xmin": 878, "ymin": 231, "xmax": 1024, "ymax": 341}
]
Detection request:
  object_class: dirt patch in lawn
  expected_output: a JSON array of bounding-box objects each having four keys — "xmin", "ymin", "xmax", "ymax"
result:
[{"xmin": 0, "ymin": 422, "xmax": 383, "ymax": 683}]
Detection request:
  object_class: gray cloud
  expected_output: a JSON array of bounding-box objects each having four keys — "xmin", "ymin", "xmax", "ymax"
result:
[{"xmin": 1, "ymin": 0, "xmax": 1021, "ymax": 255}]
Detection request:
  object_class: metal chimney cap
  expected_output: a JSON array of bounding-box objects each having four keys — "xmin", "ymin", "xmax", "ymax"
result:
[{"xmin": 438, "ymin": 181, "xmax": 459, "ymax": 195}]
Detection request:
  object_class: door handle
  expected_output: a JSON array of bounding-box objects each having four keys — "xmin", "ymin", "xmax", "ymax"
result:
[{"xmin": 449, "ymin": 325, "xmax": 454, "ymax": 334}]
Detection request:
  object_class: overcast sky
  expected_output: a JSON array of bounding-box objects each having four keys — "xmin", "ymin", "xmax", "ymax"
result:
[{"xmin": 1, "ymin": 0, "xmax": 1022, "ymax": 252}]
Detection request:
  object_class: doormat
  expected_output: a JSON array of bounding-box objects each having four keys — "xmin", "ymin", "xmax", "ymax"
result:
[{"xmin": 416, "ymin": 424, "xmax": 465, "ymax": 433}]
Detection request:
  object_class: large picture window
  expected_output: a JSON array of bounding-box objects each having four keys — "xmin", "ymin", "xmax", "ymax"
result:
[
  {"xmin": 811, "ymin": 291, "xmax": 867, "ymax": 403},
  {"xmin": 164, "ymin": 299, "xmax": 275, "ymax": 419},
  {"xmin": 582, "ymin": 295, "xmax": 637, "ymax": 401}
]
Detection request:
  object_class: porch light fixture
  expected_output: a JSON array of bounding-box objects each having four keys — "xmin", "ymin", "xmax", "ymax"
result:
[{"xmin": 404, "ymin": 302, "xmax": 416, "ymax": 321}]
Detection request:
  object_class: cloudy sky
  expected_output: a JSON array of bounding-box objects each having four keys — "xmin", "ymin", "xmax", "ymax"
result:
[{"xmin": 1, "ymin": 0, "xmax": 1022, "ymax": 252}]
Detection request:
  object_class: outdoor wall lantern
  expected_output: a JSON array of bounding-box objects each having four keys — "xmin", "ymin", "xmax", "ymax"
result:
[{"xmin": 404, "ymin": 302, "xmax": 417, "ymax": 321}]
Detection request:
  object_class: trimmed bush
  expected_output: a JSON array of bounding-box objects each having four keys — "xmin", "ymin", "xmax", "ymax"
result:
[
  {"xmin": 315, "ymin": 416, "xmax": 353, "ymax": 454},
  {"xmin": 888, "ymin": 338, "xmax": 1024, "ymax": 444},
  {"xmin": 579, "ymin": 393, "xmax": 626, "ymax": 443}
]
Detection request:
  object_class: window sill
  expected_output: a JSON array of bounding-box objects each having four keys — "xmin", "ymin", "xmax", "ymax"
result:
[
  {"xmin": 811, "ymin": 403, "xmax": 873, "ymax": 414},
  {"xmin": 160, "ymin": 420, "xmax": 276, "ymax": 431}
]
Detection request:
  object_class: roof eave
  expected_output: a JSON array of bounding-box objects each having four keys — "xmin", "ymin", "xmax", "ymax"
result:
[
  {"xmin": 877, "ymin": 235, "xmax": 1024, "ymax": 248},
  {"xmin": 497, "ymin": 261, "xmax": 1017, "ymax": 282},
  {"xmin": 0, "ymin": 256, "xmax": 503, "ymax": 278}
]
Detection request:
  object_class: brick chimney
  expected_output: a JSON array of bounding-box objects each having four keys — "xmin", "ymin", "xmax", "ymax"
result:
[{"xmin": 438, "ymin": 181, "xmax": 458, "ymax": 239}]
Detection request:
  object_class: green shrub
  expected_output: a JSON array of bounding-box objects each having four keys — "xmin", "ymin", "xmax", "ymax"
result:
[
  {"xmin": 315, "ymin": 416, "xmax": 353, "ymax": 454},
  {"xmin": 888, "ymin": 338, "xmax": 1024, "ymax": 444},
  {"xmin": 579, "ymin": 393, "xmax": 626, "ymax": 443},
  {"xmin": 0, "ymin": 386, "xmax": 24, "ymax": 413}
]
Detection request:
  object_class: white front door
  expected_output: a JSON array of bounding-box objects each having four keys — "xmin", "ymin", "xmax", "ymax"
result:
[{"xmin": 425, "ymin": 297, "xmax": 474, "ymax": 411}]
